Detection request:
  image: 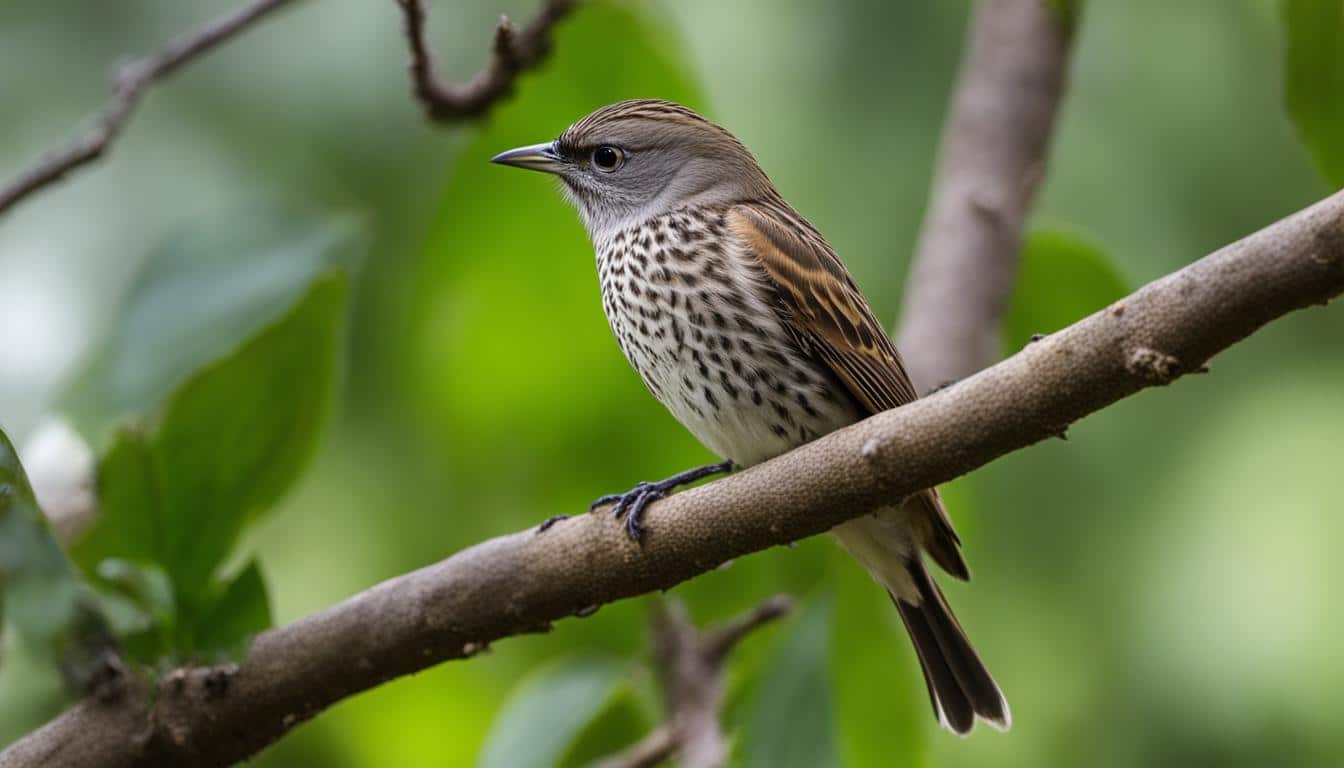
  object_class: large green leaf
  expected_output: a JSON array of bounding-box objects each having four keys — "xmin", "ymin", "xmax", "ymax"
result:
[
  {"xmin": 75, "ymin": 272, "xmax": 347, "ymax": 604},
  {"xmin": 69, "ymin": 428, "xmax": 161, "ymax": 573},
  {"xmin": 61, "ymin": 211, "xmax": 363, "ymax": 444},
  {"xmin": 66, "ymin": 213, "xmax": 357, "ymax": 658},
  {"xmin": 477, "ymin": 657, "xmax": 629, "ymax": 768},
  {"xmin": 831, "ymin": 555, "xmax": 927, "ymax": 766},
  {"xmin": 1283, "ymin": 0, "xmax": 1344, "ymax": 188},
  {"xmin": 556, "ymin": 683, "xmax": 651, "ymax": 767},
  {"xmin": 153, "ymin": 271, "xmax": 348, "ymax": 600},
  {"xmin": 745, "ymin": 594, "xmax": 840, "ymax": 768},
  {"xmin": 1002, "ymin": 229, "xmax": 1128, "ymax": 353},
  {"xmin": 192, "ymin": 560, "xmax": 272, "ymax": 661},
  {"xmin": 0, "ymin": 428, "xmax": 112, "ymax": 685}
]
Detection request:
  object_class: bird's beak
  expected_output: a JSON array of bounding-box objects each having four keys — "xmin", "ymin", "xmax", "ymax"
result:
[{"xmin": 490, "ymin": 141, "xmax": 565, "ymax": 174}]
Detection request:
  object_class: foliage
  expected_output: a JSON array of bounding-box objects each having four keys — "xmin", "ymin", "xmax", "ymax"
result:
[
  {"xmin": 1002, "ymin": 229, "xmax": 1128, "ymax": 353},
  {"xmin": 1282, "ymin": 0, "xmax": 1344, "ymax": 188},
  {"xmin": 0, "ymin": 429, "xmax": 112, "ymax": 688},
  {"xmin": 744, "ymin": 595, "xmax": 840, "ymax": 768},
  {"xmin": 58, "ymin": 212, "xmax": 360, "ymax": 665},
  {"xmin": 1045, "ymin": 0, "xmax": 1085, "ymax": 37},
  {"xmin": 476, "ymin": 657, "xmax": 641, "ymax": 768}
]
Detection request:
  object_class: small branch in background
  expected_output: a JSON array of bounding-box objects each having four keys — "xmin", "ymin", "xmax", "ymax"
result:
[
  {"xmin": 0, "ymin": 0, "xmax": 300, "ymax": 219},
  {"xmin": 395, "ymin": 0, "xmax": 575, "ymax": 122},
  {"xmin": 598, "ymin": 725, "xmax": 676, "ymax": 768},
  {"xmin": 598, "ymin": 595, "xmax": 794, "ymax": 768},
  {"xmin": 896, "ymin": 0, "xmax": 1074, "ymax": 392}
]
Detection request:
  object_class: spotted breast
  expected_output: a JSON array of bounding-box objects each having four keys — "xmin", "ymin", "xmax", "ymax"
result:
[{"xmin": 593, "ymin": 206, "xmax": 861, "ymax": 467}]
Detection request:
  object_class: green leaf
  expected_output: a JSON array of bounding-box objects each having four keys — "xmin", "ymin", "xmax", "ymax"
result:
[
  {"xmin": 154, "ymin": 271, "xmax": 348, "ymax": 600},
  {"xmin": 61, "ymin": 211, "xmax": 363, "ymax": 444},
  {"xmin": 745, "ymin": 594, "xmax": 840, "ymax": 768},
  {"xmin": 69, "ymin": 428, "xmax": 161, "ymax": 573},
  {"xmin": 96, "ymin": 558, "xmax": 175, "ymax": 624},
  {"xmin": 0, "ymin": 428, "xmax": 112, "ymax": 686},
  {"xmin": 1002, "ymin": 229, "xmax": 1128, "ymax": 353},
  {"xmin": 192, "ymin": 560, "xmax": 272, "ymax": 660},
  {"xmin": 65, "ymin": 213, "xmax": 357, "ymax": 650},
  {"xmin": 91, "ymin": 559, "xmax": 176, "ymax": 662},
  {"xmin": 557, "ymin": 683, "xmax": 651, "ymax": 768},
  {"xmin": 830, "ymin": 556, "xmax": 927, "ymax": 766},
  {"xmin": 477, "ymin": 657, "xmax": 629, "ymax": 768},
  {"xmin": 1282, "ymin": 0, "xmax": 1344, "ymax": 188},
  {"xmin": 1045, "ymin": 0, "xmax": 1084, "ymax": 37}
]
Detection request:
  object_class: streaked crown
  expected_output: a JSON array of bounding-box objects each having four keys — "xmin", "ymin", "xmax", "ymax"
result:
[{"xmin": 491, "ymin": 99, "xmax": 775, "ymax": 237}]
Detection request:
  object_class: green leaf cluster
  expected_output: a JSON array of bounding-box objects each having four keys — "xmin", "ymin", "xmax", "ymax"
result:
[
  {"xmin": 0, "ymin": 429, "xmax": 113, "ymax": 689},
  {"xmin": 53, "ymin": 211, "xmax": 361, "ymax": 664}
]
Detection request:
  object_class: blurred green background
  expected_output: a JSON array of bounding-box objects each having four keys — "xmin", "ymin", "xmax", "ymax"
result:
[{"xmin": 2, "ymin": 1, "xmax": 1342, "ymax": 766}]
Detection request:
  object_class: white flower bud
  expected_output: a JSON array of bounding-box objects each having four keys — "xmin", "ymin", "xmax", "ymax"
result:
[{"xmin": 20, "ymin": 417, "xmax": 97, "ymax": 540}]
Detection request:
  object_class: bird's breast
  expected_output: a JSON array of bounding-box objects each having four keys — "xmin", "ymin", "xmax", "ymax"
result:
[{"xmin": 592, "ymin": 208, "xmax": 860, "ymax": 466}]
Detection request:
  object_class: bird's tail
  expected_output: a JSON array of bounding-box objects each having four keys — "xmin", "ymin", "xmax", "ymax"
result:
[
  {"xmin": 831, "ymin": 511, "xmax": 1009, "ymax": 735},
  {"xmin": 893, "ymin": 558, "xmax": 1010, "ymax": 735}
]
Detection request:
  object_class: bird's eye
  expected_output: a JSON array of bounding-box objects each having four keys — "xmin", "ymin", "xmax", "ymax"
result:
[{"xmin": 591, "ymin": 145, "xmax": 624, "ymax": 172}]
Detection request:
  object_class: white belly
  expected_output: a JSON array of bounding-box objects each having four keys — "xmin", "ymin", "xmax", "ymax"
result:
[{"xmin": 593, "ymin": 209, "xmax": 860, "ymax": 467}]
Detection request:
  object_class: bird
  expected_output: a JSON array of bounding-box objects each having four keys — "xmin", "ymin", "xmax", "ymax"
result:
[{"xmin": 491, "ymin": 99, "xmax": 1009, "ymax": 735}]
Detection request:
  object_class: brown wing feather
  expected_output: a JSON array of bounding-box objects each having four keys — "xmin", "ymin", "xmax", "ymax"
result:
[
  {"xmin": 728, "ymin": 200, "xmax": 969, "ymax": 580},
  {"xmin": 729, "ymin": 200, "xmax": 918, "ymax": 411}
]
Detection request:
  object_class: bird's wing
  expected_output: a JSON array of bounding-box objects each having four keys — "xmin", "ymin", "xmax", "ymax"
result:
[
  {"xmin": 728, "ymin": 200, "xmax": 918, "ymax": 412},
  {"xmin": 728, "ymin": 200, "xmax": 968, "ymax": 580}
]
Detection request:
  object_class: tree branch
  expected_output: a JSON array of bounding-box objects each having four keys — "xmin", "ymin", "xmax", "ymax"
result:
[
  {"xmin": 0, "ymin": 0, "xmax": 301, "ymax": 219},
  {"xmin": 596, "ymin": 596, "xmax": 793, "ymax": 768},
  {"xmin": 395, "ymin": 0, "xmax": 575, "ymax": 122},
  {"xmin": 596, "ymin": 725, "xmax": 676, "ymax": 768},
  {"xmin": 2, "ymin": 189, "xmax": 1340, "ymax": 768},
  {"xmin": 896, "ymin": 0, "xmax": 1074, "ymax": 392}
]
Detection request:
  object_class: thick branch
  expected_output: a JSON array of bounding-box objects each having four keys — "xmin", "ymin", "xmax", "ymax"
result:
[
  {"xmin": 896, "ymin": 0, "xmax": 1073, "ymax": 392},
  {"xmin": 597, "ymin": 596, "xmax": 792, "ymax": 768},
  {"xmin": 0, "ymin": 0, "xmax": 299, "ymax": 218},
  {"xmin": 395, "ymin": 0, "xmax": 575, "ymax": 121},
  {"xmin": 3, "ymin": 191, "xmax": 1342, "ymax": 768}
]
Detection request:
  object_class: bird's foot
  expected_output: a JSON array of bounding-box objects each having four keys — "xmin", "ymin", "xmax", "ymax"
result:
[{"xmin": 590, "ymin": 460, "xmax": 734, "ymax": 543}]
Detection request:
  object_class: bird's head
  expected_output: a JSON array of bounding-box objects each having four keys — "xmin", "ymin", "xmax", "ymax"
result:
[{"xmin": 491, "ymin": 99, "xmax": 774, "ymax": 237}]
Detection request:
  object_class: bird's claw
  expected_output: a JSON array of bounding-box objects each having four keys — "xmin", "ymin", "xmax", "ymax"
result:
[
  {"xmin": 536, "ymin": 514, "xmax": 570, "ymax": 533},
  {"xmin": 593, "ymin": 481, "xmax": 669, "ymax": 542},
  {"xmin": 588, "ymin": 492, "xmax": 626, "ymax": 513},
  {"xmin": 589, "ymin": 460, "xmax": 735, "ymax": 544},
  {"xmin": 612, "ymin": 483, "xmax": 670, "ymax": 542}
]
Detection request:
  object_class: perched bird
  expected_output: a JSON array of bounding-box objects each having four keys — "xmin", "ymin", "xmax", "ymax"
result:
[{"xmin": 492, "ymin": 99, "xmax": 1008, "ymax": 734}]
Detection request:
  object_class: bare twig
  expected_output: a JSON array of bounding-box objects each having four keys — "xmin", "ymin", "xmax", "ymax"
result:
[
  {"xmin": 395, "ymin": 0, "xmax": 575, "ymax": 121},
  {"xmin": 896, "ymin": 0, "xmax": 1074, "ymax": 392},
  {"xmin": 597, "ymin": 596, "xmax": 794, "ymax": 768},
  {"xmin": 0, "ymin": 0, "xmax": 300, "ymax": 219},
  {"xmin": 597, "ymin": 724, "xmax": 677, "ymax": 768},
  {"xmin": 701, "ymin": 594, "xmax": 793, "ymax": 664},
  {"xmin": 2, "ymin": 190, "xmax": 1341, "ymax": 768}
]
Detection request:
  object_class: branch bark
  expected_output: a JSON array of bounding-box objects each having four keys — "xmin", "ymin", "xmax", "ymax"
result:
[
  {"xmin": 395, "ymin": 0, "xmax": 575, "ymax": 121},
  {"xmin": 0, "ymin": 0, "xmax": 301, "ymax": 219},
  {"xmin": 896, "ymin": 0, "xmax": 1074, "ymax": 392},
  {"xmin": 596, "ymin": 596, "xmax": 792, "ymax": 768},
  {"xmin": 3, "ymin": 190, "xmax": 1341, "ymax": 768}
]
